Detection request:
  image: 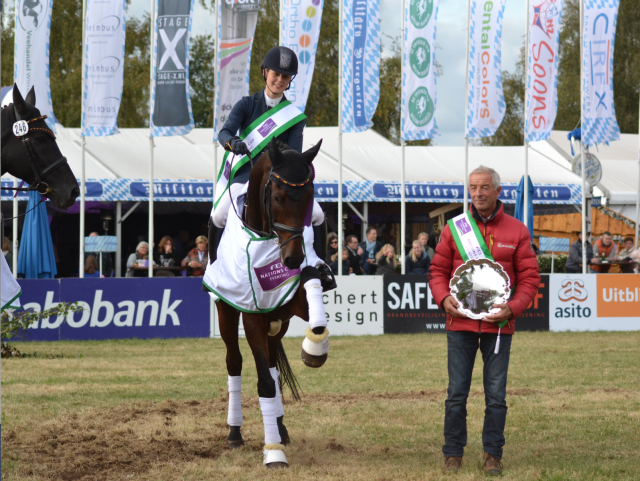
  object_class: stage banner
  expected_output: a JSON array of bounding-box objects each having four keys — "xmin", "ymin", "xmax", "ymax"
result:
[
  {"xmin": 81, "ymin": 0, "xmax": 127, "ymax": 136},
  {"xmin": 465, "ymin": 0, "xmax": 506, "ymax": 138},
  {"xmin": 14, "ymin": 0, "xmax": 56, "ymax": 131},
  {"xmin": 341, "ymin": 0, "xmax": 381, "ymax": 133},
  {"xmin": 401, "ymin": 0, "xmax": 440, "ymax": 141},
  {"xmin": 524, "ymin": 0, "xmax": 563, "ymax": 142},
  {"xmin": 150, "ymin": 0, "xmax": 195, "ymax": 136},
  {"xmin": 281, "ymin": 0, "xmax": 324, "ymax": 113},
  {"xmin": 581, "ymin": 0, "xmax": 620, "ymax": 146},
  {"xmin": 212, "ymin": 0, "xmax": 259, "ymax": 141}
]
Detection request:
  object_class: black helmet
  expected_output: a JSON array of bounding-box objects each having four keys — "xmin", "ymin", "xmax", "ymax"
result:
[{"xmin": 261, "ymin": 46, "xmax": 298, "ymax": 76}]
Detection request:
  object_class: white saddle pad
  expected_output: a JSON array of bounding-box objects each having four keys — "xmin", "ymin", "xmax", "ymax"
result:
[{"xmin": 2, "ymin": 254, "xmax": 21, "ymax": 311}]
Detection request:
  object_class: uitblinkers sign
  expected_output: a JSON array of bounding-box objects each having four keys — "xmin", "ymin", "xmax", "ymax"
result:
[{"xmin": 13, "ymin": 120, "xmax": 29, "ymax": 137}]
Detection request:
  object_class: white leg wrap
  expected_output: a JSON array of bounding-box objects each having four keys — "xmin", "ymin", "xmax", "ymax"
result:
[
  {"xmin": 258, "ymin": 397, "xmax": 281, "ymax": 445},
  {"xmin": 304, "ymin": 278, "xmax": 326, "ymax": 330},
  {"xmin": 269, "ymin": 368, "xmax": 285, "ymax": 417},
  {"xmin": 227, "ymin": 375, "xmax": 243, "ymax": 427},
  {"xmin": 302, "ymin": 327, "xmax": 330, "ymax": 356}
]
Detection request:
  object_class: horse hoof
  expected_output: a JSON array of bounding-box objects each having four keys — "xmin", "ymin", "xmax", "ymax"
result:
[
  {"xmin": 301, "ymin": 327, "xmax": 329, "ymax": 368},
  {"xmin": 301, "ymin": 349, "xmax": 328, "ymax": 368},
  {"xmin": 263, "ymin": 447, "xmax": 288, "ymax": 468},
  {"xmin": 227, "ymin": 439, "xmax": 244, "ymax": 449},
  {"xmin": 266, "ymin": 462, "xmax": 288, "ymax": 470}
]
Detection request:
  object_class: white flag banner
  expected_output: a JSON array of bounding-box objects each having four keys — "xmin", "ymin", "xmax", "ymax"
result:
[
  {"xmin": 213, "ymin": 0, "xmax": 259, "ymax": 141},
  {"xmin": 524, "ymin": 0, "xmax": 563, "ymax": 142},
  {"xmin": 82, "ymin": 0, "xmax": 127, "ymax": 136},
  {"xmin": 581, "ymin": 0, "xmax": 620, "ymax": 146},
  {"xmin": 14, "ymin": 0, "xmax": 56, "ymax": 131},
  {"xmin": 281, "ymin": 0, "xmax": 325, "ymax": 113},
  {"xmin": 465, "ymin": 0, "xmax": 506, "ymax": 138},
  {"xmin": 401, "ymin": 0, "xmax": 439, "ymax": 141}
]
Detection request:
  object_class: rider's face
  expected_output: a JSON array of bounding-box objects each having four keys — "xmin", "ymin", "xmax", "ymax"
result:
[{"xmin": 264, "ymin": 69, "xmax": 292, "ymax": 96}]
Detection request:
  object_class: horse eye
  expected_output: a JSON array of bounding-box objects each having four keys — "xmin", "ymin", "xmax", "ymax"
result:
[{"xmin": 272, "ymin": 195, "xmax": 281, "ymax": 205}]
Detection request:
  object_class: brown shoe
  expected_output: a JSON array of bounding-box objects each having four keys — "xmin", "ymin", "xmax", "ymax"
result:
[
  {"xmin": 444, "ymin": 456, "xmax": 462, "ymax": 472},
  {"xmin": 483, "ymin": 452, "xmax": 503, "ymax": 475}
]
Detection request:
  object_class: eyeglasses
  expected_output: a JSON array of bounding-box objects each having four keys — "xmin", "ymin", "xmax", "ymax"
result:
[{"xmin": 330, "ymin": 240, "xmax": 338, "ymax": 244}]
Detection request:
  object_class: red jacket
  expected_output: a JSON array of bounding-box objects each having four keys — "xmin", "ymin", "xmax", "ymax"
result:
[{"xmin": 428, "ymin": 202, "xmax": 541, "ymax": 335}]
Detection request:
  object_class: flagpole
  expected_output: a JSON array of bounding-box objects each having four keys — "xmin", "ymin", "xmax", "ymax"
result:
[
  {"xmin": 463, "ymin": 0, "xmax": 471, "ymax": 213},
  {"xmin": 523, "ymin": 0, "xmax": 530, "ymax": 234},
  {"xmin": 636, "ymin": 96, "xmax": 639, "ymax": 249},
  {"xmin": 279, "ymin": 0, "xmax": 284, "ymax": 45},
  {"xmin": 12, "ymin": 178, "xmax": 18, "ymax": 275},
  {"xmin": 337, "ymin": 0, "xmax": 343, "ymax": 276},
  {"xmin": 400, "ymin": 0, "xmax": 406, "ymax": 274},
  {"xmin": 579, "ymin": 0, "xmax": 586, "ymax": 274},
  {"xmin": 149, "ymin": 0, "xmax": 155, "ymax": 278},
  {"xmin": 212, "ymin": 0, "xmax": 219, "ymax": 202},
  {"xmin": 79, "ymin": 0, "xmax": 88, "ymax": 278}
]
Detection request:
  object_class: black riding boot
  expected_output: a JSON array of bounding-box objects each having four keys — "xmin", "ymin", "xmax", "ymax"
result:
[
  {"xmin": 312, "ymin": 217, "xmax": 337, "ymax": 292},
  {"xmin": 208, "ymin": 218, "xmax": 225, "ymax": 264}
]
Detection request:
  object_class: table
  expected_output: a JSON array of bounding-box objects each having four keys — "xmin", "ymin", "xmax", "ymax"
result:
[
  {"xmin": 131, "ymin": 266, "xmax": 185, "ymax": 277},
  {"xmin": 592, "ymin": 260, "xmax": 638, "ymax": 274}
]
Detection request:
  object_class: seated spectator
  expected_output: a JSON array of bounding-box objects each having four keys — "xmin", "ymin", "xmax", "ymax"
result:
[
  {"xmin": 618, "ymin": 237, "xmax": 636, "ymax": 260},
  {"xmin": 84, "ymin": 255, "xmax": 102, "ymax": 278},
  {"xmin": 375, "ymin": 244, "xmax": 398, "ymax": 275},
  {"xmin": 155, "ymin": 235, "xmax": 180, "ymax": 267},
  {"xmin": 126, "ymin": 241, "xmax": 154, "ymax": 278},
  {"xmin": 346, "ymin": 235, "xmax": 364, "ymax": 275},
  {"xmin": 565, "ymin": 231, "xmax": 595, "ymax": 273},
  {"xmin": 592, "ymin": 231, "xmax": 617, "ymax": 273},
  {"xmin": 329, "ymin": 247, "xmax": 352, "ymax": 275},
  {"xmin": 406, "ymin": 240, "xmax": 430, "ymax": 274},
  {"xmin": 86, "ymin": 231, "xmax": 114, "ymax": 277},
  {"xmin": 182, "ymin": 235, "xmax": 209, "ymax": 277},
  {"xmin": 3, "ymin": 236, "xmax": 13, "ymax": 273},
  {"xmin": 327, "ymin": 233, "xmax": 339, "ymax": 263},
  {"xmin": 418, "ymin": 232, "xmax": 435, "ymax": 259},
  {"xmin": 359, "ymin": 227, "xmax": 383, "ymax": 275}
]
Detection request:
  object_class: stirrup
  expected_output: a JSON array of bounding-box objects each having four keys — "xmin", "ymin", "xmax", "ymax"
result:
[
  {"xmin": 263, "ymin": 444, "xmax": 288, "ymax": 468},
  {"xmin": 301, "ymin": 327, "xmax": 329, "ymax": 368}
]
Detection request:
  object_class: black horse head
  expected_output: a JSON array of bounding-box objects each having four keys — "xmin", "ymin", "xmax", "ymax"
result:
[
  {"xmin": 1, "ymin": 84, "xmax": 79, "ymax": 210},
  {"xmin": 246, "ymin": 138, "xmax": 322, "ymax": 270}
]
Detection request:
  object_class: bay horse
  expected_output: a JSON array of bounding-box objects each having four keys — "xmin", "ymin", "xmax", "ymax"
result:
[
  {"xmin": 211, "ymin": 138, "xmax": 329, "ymax": 469},
  {"xmin": 1, "ymin": 84, "xmax": 79, "ymax": 210}
]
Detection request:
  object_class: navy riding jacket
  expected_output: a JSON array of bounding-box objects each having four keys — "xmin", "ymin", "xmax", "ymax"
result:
[{"xmin": 218, "ymin": 91, "xmax": 306, "ymax": 184}]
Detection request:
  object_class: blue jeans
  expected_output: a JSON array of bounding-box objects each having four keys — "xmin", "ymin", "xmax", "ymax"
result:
[{"xmin": 443, "ymin": 330, "xmax": 512, "ymax": 460}]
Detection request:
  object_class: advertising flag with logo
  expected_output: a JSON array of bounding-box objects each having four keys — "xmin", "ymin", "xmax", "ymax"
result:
[
  {"xmin": 212, "ymin": 0, "xmax": 260, "ymax": 141},
  {"xmin": 81, "ymin": 0, "xmax": 126, "ymax": 136},
  {"xmin": 14, "ymin": 0, "xmax": 56, "ymax": 131},
  {"xmin": 581, "ymin": 0, "xmax": 620, "ymax": 146},
  {"xmin": 341, "ymin": 0, "xmax": 381, "ymax": 133},
  {"xmin": 402, "ymin": 0, "xmax": 439, "ymax": 141},
  {"xmin": 150, "ymin": 0, "xmax": 195, "ymax": 136},
  {"xmin": 281, "ymin": 0, "xmax": 324, "ymax": 113},
  {"xmin": 524, "ymin": 0, "xmax": 563, "ymax": 142},
  {"xmin": 465, "ymin": 0, "xmax": 506, "ymax": 138}
]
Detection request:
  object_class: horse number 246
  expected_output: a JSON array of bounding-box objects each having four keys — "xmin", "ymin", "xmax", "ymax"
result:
[{"xmin": 13, "ymin": 121, "xmax": 28, "ymax": 137}]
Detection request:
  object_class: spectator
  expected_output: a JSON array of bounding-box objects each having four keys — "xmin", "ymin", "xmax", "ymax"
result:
[
  {"xmin": 182, "ymin": 235, "xmax": 209, "ymax": 277},
  {"xmin": 85, "ymin": 231, "xmax": 114, "ymax": 277},
  {"xmin": 155, "ymin": 235, "xmax": 180, "ymax": 267},
  {"xmin": 375, "ymin": 244, "xmax": 398, "ymax": 275},
  {"xmin": 327, "ymin": 232, "xmax": 339, "ymax": 263},
  {"xmin": 174, "ymin": 230, "xmax": 191, "ymax": 259},
  {"xmin": 565, "ymin": 231, "xmax": 595, "ymax": 273},
  {"xmin": 126, "ymin": 241, "xmax": 154, "ymax": 278},
  {"xmin": 84, "ymin": 255, "xmax": 102, "ymax": 278},
  {"xmin": 359, "ymin": 227, "xmax": 384, "ymax": 274},
  {"xmin": 418, "ymin": 232, "xmax": 435, "ymax": 259},
  {"xmin": 592, "ymin": 231, "xmax": 617, "ymax": 273},
  {"xmin": 618, "ymin": 237, "xmax": 635, "ymax": 260},
  {"xmin": 345, "ymin": 235, "xmax": 364, "ymax": 275},
  {"xmin": 406, "ymin": 240, "xmax": 430, "ymax": 274},
  {"xmin": 329, "ymin": 247, "xmax": 352, "ymax": 275},
  {"xmin": 631, "ymin": 248, "xmax": 639, "ymax": 274},
  {"xmin": 3, "ymin": 237, "xmax": 13, "ymax": 273}
]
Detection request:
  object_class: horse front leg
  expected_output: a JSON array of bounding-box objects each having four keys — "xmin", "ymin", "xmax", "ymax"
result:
[
  {"xmin": 268, "ymin": 320, "xmax": 292, "ymax": 445},
  {"xmin": 244, "ymin": 313, "xmax": 288, "ymax": 469},
  {"xmin": 217, "ymin": 300, "xmax": 244, "ymax": 449}
]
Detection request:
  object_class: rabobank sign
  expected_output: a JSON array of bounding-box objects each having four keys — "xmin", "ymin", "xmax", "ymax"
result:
[{"xmin": 17, "ymin": 278, "xmax": 210, "ymax": 341}]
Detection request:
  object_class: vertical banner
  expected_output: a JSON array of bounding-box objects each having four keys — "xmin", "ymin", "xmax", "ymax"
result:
[
  {"xmin": 212, "ymin": 0, "xmax": 259, "ymax": 141},
  {"xmin": 524, "ymin": 0, "xmax": 563, "ymax": 142},
  {"xmin": 281, "ymin": 0, "xmax": 325, "ymax": 112},
  {"xmin": 14, "ymin": 0, "xmax": 56, "ymax": 131},
  {"xmin": 401, "ymin": 0, "xmax": 440, "ymax": 141},
  {"xmin": 341, "ymin": 0, "xmax": 380, "ymax": 133},
  {"xmin": 81, "ymin": 0, "xmax": 127, "ymax": 136},
  {"xmin": 465, "ymin": 0, "xmax": 506, "ymax": 138},
  {"xmin": 150, "ymin": 0, "xmax": 195, "ymax": 136},
  {"xmin": 581, "ymin": 0, "xmax": 620, "ymax": 146}
]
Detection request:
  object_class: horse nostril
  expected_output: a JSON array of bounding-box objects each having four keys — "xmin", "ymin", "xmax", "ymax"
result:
[{"xmin": 70, "ymin": 187, "xmax": 80, "ymax": 199}]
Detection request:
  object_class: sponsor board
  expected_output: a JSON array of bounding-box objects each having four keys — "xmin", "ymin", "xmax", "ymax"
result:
[
  {"xmin": 383, "ymin": 275, "xmax": 446, "ymax": 333},
  {"xmin": 516, "ymin": 275, "xmax": 549, "ymax": 331}
]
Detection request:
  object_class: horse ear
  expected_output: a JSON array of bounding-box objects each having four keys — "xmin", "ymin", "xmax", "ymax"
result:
[
  {"xmin": 13, "ymin": 84, "xmax": 29, "ymax": 117},
  {"xmin": 25, "ymin": 86, "xmax": 36, "ymax": 107},
  {"xmin": 269, "ymin": 137, "xmax": 285, "ymax": 169},
  {"xmin": 302, "ymin": 139, "xmax": 323, "ymax": 165}
]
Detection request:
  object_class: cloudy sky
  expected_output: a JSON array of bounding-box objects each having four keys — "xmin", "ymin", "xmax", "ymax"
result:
[{"xmin": 128, "ymin": 0, "xmax": 527, "ymax": 145}]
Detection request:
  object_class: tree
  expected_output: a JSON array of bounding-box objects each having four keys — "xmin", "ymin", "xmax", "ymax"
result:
[{"xmin": 189, "ymin": 34, "xmax": 215, "ymax": 128}]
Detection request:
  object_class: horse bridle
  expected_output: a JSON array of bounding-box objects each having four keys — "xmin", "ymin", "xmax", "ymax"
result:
[{"xmin": 5, "ymin": 106, "xmax": 69, "ymax": 194}]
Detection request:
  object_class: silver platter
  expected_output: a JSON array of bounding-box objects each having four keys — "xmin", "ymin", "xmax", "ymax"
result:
[{"xmin": 449, "ymin": 259, "xmax": 511, "ymax": 320}]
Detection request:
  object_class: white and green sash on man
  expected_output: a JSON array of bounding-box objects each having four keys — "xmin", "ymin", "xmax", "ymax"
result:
[{"xmin": 214, "ymin": 100, "xmax": 306, "ymax": 209}]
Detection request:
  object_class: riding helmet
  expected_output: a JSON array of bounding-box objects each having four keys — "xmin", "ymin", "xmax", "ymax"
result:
[{"xmin": 261, "ymin": 46, "xmax": 298, "ymax": 77}]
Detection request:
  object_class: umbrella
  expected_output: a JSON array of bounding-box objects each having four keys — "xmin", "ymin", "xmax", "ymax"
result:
[
  {"xmin": 17, "ymin": 191, "xmax": 58, "ymax": 279},
  {"xmin": 514, "ymin": 175, "xmax": 534, "ymax": 240}
]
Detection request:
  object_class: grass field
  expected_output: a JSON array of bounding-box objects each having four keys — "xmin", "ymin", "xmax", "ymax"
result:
[{"xmin": 2, "ymin": 332, "xmax": 640, "ymax": 480}]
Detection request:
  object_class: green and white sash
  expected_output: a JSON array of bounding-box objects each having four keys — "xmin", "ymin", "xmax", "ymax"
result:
[{"xmin": 214, "ymin": 100, "xmax": 306, "ymax": 208}]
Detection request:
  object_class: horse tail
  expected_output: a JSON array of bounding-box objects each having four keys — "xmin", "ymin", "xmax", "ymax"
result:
[{"xmin": 276, "ymin": 340, "xmax": 302, "ymax": 401}]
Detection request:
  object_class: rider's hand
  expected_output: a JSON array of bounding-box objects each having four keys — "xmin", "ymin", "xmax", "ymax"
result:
[
  {"xmin": 442, "ymin": 296, "xmax": 462, "ymax": 318},
  {"xmin": 230, "ymin": 138, "xmax": 250, "ymax": 157}
]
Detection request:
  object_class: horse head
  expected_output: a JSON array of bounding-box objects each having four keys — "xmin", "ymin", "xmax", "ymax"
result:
[
  {"xmin": 247, "ymin": 137, "xmax": 322, "ymax": 270},
  {"xmin": 1, "ymin": 84, "xmax": 80, "ymax": 210}
]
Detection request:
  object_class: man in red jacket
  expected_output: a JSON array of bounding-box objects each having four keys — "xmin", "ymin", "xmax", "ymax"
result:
[{"xmin": 428, "ymin": 166, "xmax": 540, "ymax": 475}]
